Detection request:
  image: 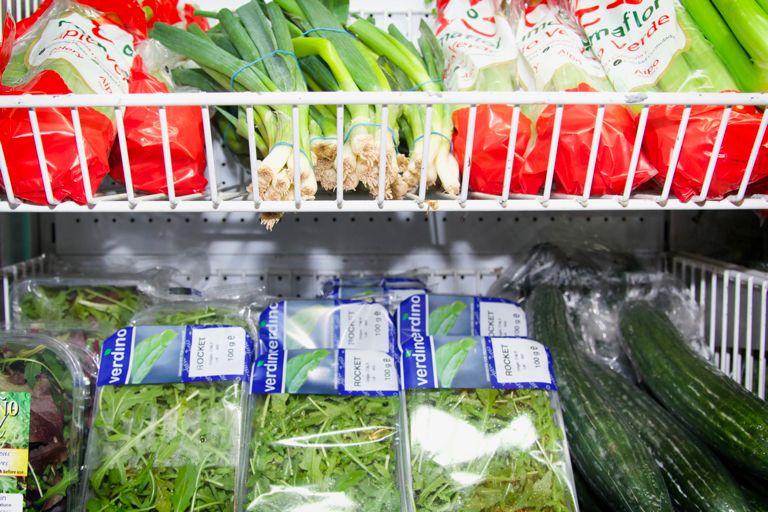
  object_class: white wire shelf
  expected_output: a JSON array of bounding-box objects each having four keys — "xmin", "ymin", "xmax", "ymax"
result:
[{"xmin": 1, "ymin": 90, "xmax": 767, "ymax": 213}]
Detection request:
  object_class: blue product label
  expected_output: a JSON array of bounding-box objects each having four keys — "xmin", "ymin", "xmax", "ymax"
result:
[
  {"xmin": 97, "ymin": 327, "xmax": 135, "ymax": 386},
  {"xmin": 252, "ymin": 348, "xmax": 399, "ymax": 396},
  {"xmin": 399, "ymin": 294, "xmax": 528, "ymax": 343},
  {"xmin": 400, "ymin": 333, "xmax": 437, "ymax": 389},
  {"xmin": 98, "ymin": 325, "xmax": 252, "ymax": 386},
  {"xmin": 400, "ymin": 335, "xmax": 556, "ymax": 391}
]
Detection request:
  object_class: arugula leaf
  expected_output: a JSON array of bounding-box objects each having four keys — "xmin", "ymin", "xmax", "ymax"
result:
[
  {"xmin": 246, "ymin": 394, "xmax": 401, "ymax": 511},
  {"xmin": 285, "ymin": 350, "xmax": 329, "ymax": 393},
  {"xmin": 130, "ymin": 329, "xmax": 176, "ymax": 384},
  {"xmin": 407, "ymin": 389, "xmax": 576, "ymax": 511},
  {"xmin": 434, "ymin": 337, "xmax": 475, "ymax": 387},
  {"xmin": 428, "ymin": 301, "xmax": 467, "ymax": 336}
]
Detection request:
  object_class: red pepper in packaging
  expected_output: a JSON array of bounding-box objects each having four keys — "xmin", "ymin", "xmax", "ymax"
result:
[
  {"xmin": 109, "ymin": 53, "xmax": 207, "ymax": 196},
  {"xmin": 0, "ymin": 1, "xmax": 146, "ymax": 204},
  {"xmin": 569, "ymin": 0, "xmax": 768, "ymax": 201},
  {"xmin": 436, "ymin": 0, "xmax": 538, "ymax": 195},
  {"xmin": 513, "ymin": 0, "xmax": 656, "ymax": 196},
  {"xmin": 0, "ymin": 0, "xmax": 207, "ymax": 204}
]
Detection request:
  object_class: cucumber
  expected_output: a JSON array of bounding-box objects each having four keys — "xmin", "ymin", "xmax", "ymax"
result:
[
  {"xmin": 582, "ymin": 356, "xmax": 752, "ymax": 511},
  {"xmin": 574, "ymin": 469, "xmax": 609, "ymax": 512},
  {"xmin": 620, "ymin": 302, "xmax": 768, "ymax": 481},
  {"xmin": 527, "ymin": 286, "xmax": 672, "ymax": 512}
]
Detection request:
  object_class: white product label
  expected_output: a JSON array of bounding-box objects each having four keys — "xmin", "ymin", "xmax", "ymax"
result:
[
  {"xmin": 29, "ymin": 12, "xmax": 135, "ymax": 95},
  {"xmin": 0, "ymin": 494, "xmax": 23, "ymax": 512},
  {"xmin": 343, "ymin": 350, "xmax": 398, "ymax": 392},
  {"xmin": 490, "ymin": 338, "xmax": 552, "ymax": 385},
  {"xmin": 571, "ymin": 0, "xmax": 685, "ymax": 90},
  {"xmin": 478, "ymin": 301, "xmax": 527, "ymax": 337},
  {"xmin": 435, "ymin": 1, "xmax": 518, "ymax": 90},
  {"xmin": 188, "ymin": 327, "xmax": 246, "ymax": 379},
  {"xmin": 338, "ymin": 304, "xmax": 389, "ymax": 351},
  {"xmin": 516, "ymin": 2, "xmax": 607, "ymax": 90}
]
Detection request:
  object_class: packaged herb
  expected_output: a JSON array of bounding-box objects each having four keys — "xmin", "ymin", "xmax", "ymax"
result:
[
  {"xmin": 400, "ymin": 335, "xmax": 577, "ymax": 511},
  {"xmin": 243, "ymin": 300, "xmax": 403, "ymax": 511},
  {"xmin": 0, "ymin": 333, "xmax": 89, "ymax": 512},
  {"xmin": 12, "ymin": 276, "xmax": 160, "ymax": 335},
  {"xmin": 82, "ymin": 319, "xmax": 254, "ymax": 511},
  {"xmin": 323, "ymin": 273, "xmax": 429, "ymax": 305},
  {"xmin": 398, "ymin": 294, "xmax": 527, "ymax": 340}
]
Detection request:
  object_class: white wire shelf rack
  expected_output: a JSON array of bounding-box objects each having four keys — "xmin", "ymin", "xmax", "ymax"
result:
[
  {"xmin": 0, "ymin": 90, "xmax": 767, "ymax": 213},
  {"xmin": 3, "ymin": 253, "xmax": 766, "ymax": 399},
  {"xmin": 669, "ymin": 254, "xmax": 768, "ymax": 399}
]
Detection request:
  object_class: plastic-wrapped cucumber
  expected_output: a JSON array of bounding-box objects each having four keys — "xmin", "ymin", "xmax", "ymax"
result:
[
  {"xmin": 83, "ymin": 311, "xmax": 253, "ymax": 511},
  {"xmin": 0, "ymin": 333, "xmax": 88, "ymax": 512}
]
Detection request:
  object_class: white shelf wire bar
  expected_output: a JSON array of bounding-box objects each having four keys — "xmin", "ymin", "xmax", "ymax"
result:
[
  {"xmin": 671, "ymin": 254, "xmax": 768, "ymax": 399},
  {"xmin": 0, "ymin": 91, "xmax": 766, "ymax": 213}
]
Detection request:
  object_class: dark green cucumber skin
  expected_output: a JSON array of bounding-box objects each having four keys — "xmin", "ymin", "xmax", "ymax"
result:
[
  {"xmin": 620, "ymin": 302, "xmax": 768, "ymax": 481},
  {"xmin": 574, "ymin": 469, "xmax": 609, "ymax": 512},
  {"xmin": 582, "ymin": 357, "xmax": 752, "ymax": 512},
  {"xmin": 527, "ymin": 286, "xmax": 672, "ymax": 512}
]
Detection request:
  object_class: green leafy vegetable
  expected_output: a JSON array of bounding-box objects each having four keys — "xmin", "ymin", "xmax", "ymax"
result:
[
  {"xmin": 86, "ymin": 382, "xmax": 242, "ymax": 511},
  {"xmin": 407, "ymin": 388, "xmax": 575, "ymax": 512},
  {"xmin": 428, "ymin": 301, "xmax": 467, "ymax": 336},
  {"xmin": 18, "ymin": 284, "xmax": 145, "ymax": 334},
  {"xmin": 130, "ymin": 329, "xmax": 177, "ymax": 384},
  {"xmin": 434, "ymin": 337, "xmax": 475, "ymax": 387},
  {"xmin": 246, "ymin": 394, "xmax": 400, "ymax": 511},
  {"xmin": 285, "ymin": 350, "xmax": 329, "ymax": 393},
  {"xmin": 85, "ymin": 307, "xmax": 247, "ymax": 511}
]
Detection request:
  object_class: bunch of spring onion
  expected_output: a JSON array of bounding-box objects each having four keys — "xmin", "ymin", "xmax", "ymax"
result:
[{"xmin": 154, "ymin": 0, "xmax": 461, "ymax": 213}]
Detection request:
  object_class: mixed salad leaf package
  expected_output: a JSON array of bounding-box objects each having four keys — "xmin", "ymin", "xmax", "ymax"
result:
[
  {"xmin": 82, "ymin": 304, "xmax": 254, "ymax": 511},
  {"xmin": 399, "ymin": 334, "xmax": 577, "ymax": 511},
  {"xmin": 0, "ymin": 333, "xmax": 89, "ymax": 512},
  {"xmin": 245, "ymin": 299, "xmax": 403, "ymax": 511},
  {"xmin": 11, "ymin": 276, "xmax": 162, "ymax": 335}
]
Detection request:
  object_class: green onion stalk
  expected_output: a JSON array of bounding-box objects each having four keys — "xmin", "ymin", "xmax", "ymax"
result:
[{"xmin": 348, "ymin": 18, "xmax": 460, "ymax": 196}]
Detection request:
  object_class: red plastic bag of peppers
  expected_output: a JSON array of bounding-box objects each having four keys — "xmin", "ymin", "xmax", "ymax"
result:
[{"xmin": 0, "ymin": 0, "xmax": 207, "ymax": 205}]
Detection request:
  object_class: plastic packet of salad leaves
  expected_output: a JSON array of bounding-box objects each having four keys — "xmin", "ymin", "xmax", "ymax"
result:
[
  {"xmin": 82, "ymin": 305, "xmax": 254, "ymax": 512},
  {"xmin": 322, "ymin": 271, "xmax": 430, "ymax": 307},
  {"xmin": 243, "ymin": 299, "xmax": 404, "ymax": 511},
  {"xmin": 11, "ymin": 276, "xmax": 166, "ymax": 335},
  {"xmin": 0, "ymin": 332, "xmax": 88, "ymax": 512},
  {"xmin": 399, "ymin": 334, "xmax": 577, "ymax": 511}
]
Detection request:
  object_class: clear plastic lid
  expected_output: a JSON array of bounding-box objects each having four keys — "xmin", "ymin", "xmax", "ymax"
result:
[{"xmin": 0, "ymin": 332, "xmax": 88, "ymax": 512}]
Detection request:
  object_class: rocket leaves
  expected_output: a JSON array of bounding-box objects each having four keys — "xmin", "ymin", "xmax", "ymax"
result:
[
  {"xmin": 85, "ymin": 308, "xmax": 247, "ymax": 512},
  {"xmin": 246, "ymin": 393, "xmax": 401, "ymax": 511},
  {"xmin": 434, "ymin": 337, "xmax": 476, "ymax": 387},
  {"xmin": 407, "ymin": 388, "xmax": 576, "ymax": 512},
  {"xmin": 285, "ymin": 349, "xmax": 329, "ymax": 393},
  {"xmin": 130, "ymin": 329, "xmax": 176, "ymax": 384},
  {"xmin": 428, "ymin": 301, "xmax": 467, "ymax": 335}
]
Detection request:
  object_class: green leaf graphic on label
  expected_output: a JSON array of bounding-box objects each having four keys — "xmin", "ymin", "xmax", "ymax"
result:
[
  {"xmin": 285, "ymin": 350, "xmax": 330, "ymax": 393},
  {"xmin": 428, "ymin": 301, "xmax": 467, "ymax": 335},
  {"xmin": 286, "ymin": 305, "xmax": 329, "ymax": 349},
  {"xmin": 130, "ymin": 329, "xmax": 177, "ymax": 384},
  {"xmin": 435, "ymin": 337, "xmax": 476, "ymax": 387}
]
